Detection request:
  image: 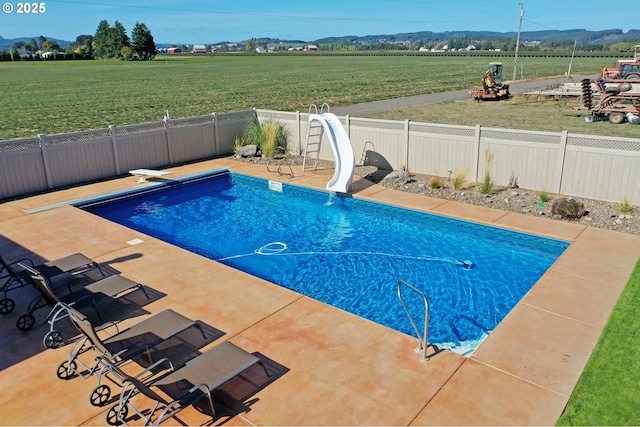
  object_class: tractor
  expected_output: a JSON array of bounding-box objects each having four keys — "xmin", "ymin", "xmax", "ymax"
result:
[{"xmin": 469, "ymin": 62, "xmax": 510, "ymax": 101}]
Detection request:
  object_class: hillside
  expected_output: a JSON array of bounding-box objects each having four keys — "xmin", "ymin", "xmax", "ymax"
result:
[
  {"xmin": 2, "ymin": 28, "xmax": 640, "ymax": 52},
  {"xmin": 0, "ymin": 35, "xmax": 73, "ymax": 51},
  {"xmin": 316, "ymin": 29, "xmax": 640, "ymax": 45}
]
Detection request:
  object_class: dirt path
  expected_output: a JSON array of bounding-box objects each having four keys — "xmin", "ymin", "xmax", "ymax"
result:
[{"xmin": 331, "ymin": 75, "xmax": 599, "ymax": 116}]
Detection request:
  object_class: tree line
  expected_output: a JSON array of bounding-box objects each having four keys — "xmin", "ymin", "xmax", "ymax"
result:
[{"xmin": 3, "ymin": 20, "xmax": 157, "ymax": 61}]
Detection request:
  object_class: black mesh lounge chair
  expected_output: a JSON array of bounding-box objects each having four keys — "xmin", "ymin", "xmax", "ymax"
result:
[
  {"xmin": 17, "ymin": 262, "xmax": 148, "ymax": 348},
  {"xmin": 0, "ymin": 252, "xmax": 104, "ymax": 315},
  {"xmin": 0, "ymin": 255, "xmax": 34, "ymax": 315},
  {"xmin": 58, "ymin": 304, "xmax": 209, "ymax": 407},
  {"xmin": 108, "ymin": 341, "xmax": 270, "ymax": 426}
]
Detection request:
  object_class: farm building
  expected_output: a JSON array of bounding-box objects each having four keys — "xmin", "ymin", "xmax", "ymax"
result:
[
  {"xmin": 167, "ymin": 47, "xmax": 182, "ymax": 54},
  {"xmin": 192, "ymin": 45, "xmax": 207, "ymax": 53}
]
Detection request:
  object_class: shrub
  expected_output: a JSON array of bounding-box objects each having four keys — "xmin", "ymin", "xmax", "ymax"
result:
[
  {"xmin": 508, "ymin": 171, "xmax": 519, "ymax": 188},
  {"xmin": 262, "ymin": 120, "xmax": 278, "ymax": 158},
  {"xmin": 479, "ymin": 148, "xmax": 495, "ymax": 195},
  {"xmin": 620, "ymin": 198, "xmax": 633, "ymax": 214},
  {"xmin": 452, "ymin": 169, "xmax": 467, "ymax": 191},
  {"xmin": 243, "ymin": 120, "xmax": 264, "ymax": 147},
  {"xmin": 233, "ymin": 136, "xmax": 244, "ymax": 152},
  {"xmin": 242, "ymin": 119, "xmax": 289, "ymax": 158},
  {"xmin": 430, "ymin": 177, "xmax": 444, "ymax": 189},
  {"xmin": 539, "ymin": 191, "xmax": 551, "ymax": 203}
]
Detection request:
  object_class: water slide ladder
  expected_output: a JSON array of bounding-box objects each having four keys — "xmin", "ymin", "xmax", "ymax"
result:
[
  {"xmin": 302, "ymin": 103, "xmax": 330, "ymax": 171},
  {"xmin": 397, "ymin": 280, "xmax": 431, "ymax": 362}
]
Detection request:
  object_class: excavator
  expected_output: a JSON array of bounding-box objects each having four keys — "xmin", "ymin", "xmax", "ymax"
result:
[{"xmin": 469, "ymin": 62, "xmax": 511, "ymax": 101}]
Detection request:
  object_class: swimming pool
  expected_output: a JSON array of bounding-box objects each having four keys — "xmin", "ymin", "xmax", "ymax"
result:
[{"xmin": 80, "ymin": 172, "xmax": 569, "ymax": 355}]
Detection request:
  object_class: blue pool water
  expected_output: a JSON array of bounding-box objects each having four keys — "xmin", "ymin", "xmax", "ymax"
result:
[{"xmin": 80, "ymin": 172, "xmax": 569, "ymax": 354}]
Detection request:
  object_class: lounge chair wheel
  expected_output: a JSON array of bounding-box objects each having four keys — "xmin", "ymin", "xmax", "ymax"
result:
[
  {"xmin": 106, "ymin": 404, "xmax": 126, "ymax": 426},
  {"xmin": 43, "ymin": 330, "xmax": 64, "ymax": 349},
  {"xmin": 16, "ymin": 314, "xmax": 35, "ymax": 331},
  {"xmin": 56, "ymin": 360, "xmax": 78, "ymax": 380},
  {"xmin": 0, "ymin": 298, "xmax": 15, "ymax": 314},
  {"xmin": 90, "ymin": 385, "xmax": 111, "ymax": 406}
]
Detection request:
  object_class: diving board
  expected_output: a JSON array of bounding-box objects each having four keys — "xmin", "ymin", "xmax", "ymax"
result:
[{"xmin": 129, "ymin": 169, "xmax": 173, "ymax": 182}]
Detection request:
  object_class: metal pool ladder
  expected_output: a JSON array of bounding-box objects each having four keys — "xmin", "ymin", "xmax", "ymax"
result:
[
  {"xmin": 302, "ymin": 103, "xmax": 330, "ymax": 172},
  {"xmin": 397, "ymin": 280, "xmax": 431, "ymax": 362}
]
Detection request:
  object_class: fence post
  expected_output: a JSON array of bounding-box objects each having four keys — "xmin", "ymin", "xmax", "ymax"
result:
[
  {"xmin": 345, "ymin": 115, "xmax": 351, "ymax": 138},
  {"xmin": 164, "ymin": 117, "xmax": 174, "ymax": 166},
  {"xmin": 109, "ymin": 125, "xmax": 121, "ymax": 175},
  {"xmin": 473, "ymin": 124, "xmax": 482, "ymax": 183},
  {"xmin": 38, "ymin": 134, "xmax": 53, "ymax": 190},
  {"xmin": 556, "ymin": 130, "xmax": 569, "ymax": 195},
  {"xmin": 213, "ymin": 112, "xmax": 219, "ymax": 157},
  {"xmin": 405, "ymin": 119, "xmax": 410, "ymax": 169},
  {"xmin": 296, "ymin": 110, "xmax": 301, "ymax": 155}
]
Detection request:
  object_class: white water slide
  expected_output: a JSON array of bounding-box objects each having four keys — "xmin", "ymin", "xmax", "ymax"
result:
[{"xmin": 306, "ymin": 112, "xmax": 355, "ymax": 193}]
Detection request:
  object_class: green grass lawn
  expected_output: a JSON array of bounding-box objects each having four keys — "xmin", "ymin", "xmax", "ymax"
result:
[
  {"xmin": 0, "ymin": 55, "xmax": 610, "ymax": 140},
  {"xmin": 557, "ymin": 258, "xmax": 640, "ymax": 425}
]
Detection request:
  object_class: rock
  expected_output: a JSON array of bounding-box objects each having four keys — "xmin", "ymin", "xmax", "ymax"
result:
[
  {"xmin": 237, "ymin": 144, "xmax": 260, "ymax": 158},
  {"xmin": 382, "ymin": 170, "xmax": 410, "ymax": 184},
  {"xmin": 418, "ymin": 183, "xmax": 425, "ymax": 190},
  {"xmin": 551, "ymin": 197, "xmax": 585, "ymax": 219},
  {"xmin": 616, "ymin": 219, "xmax": 623, "ymax": 225}
]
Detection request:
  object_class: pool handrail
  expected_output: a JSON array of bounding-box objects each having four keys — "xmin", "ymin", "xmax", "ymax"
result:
[{"xmin": 397, "ymin": 279, "xmax": 430, "ymax": 362}]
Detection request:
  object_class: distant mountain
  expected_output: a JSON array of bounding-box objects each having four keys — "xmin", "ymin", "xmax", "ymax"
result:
[
  {"xmin": 315, "ymin": 29, "xmax": 640, "ymax": 45},
  {"xmin": 2, "ymin": 28, "xmax": 639, "ymax": 52},
  {"xmin": 0, "ymin": 35, "xmax": 73, "ymax": 51}
]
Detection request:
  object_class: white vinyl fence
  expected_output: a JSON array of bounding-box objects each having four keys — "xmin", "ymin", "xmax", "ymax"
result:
[
  {"xmin": 1, "ymin": 108, "xmax": 639, "ymax": 205},
  {"xmin": 256, "ymin": 109, "xmax": 640, "ymax": 204},
  {"xmin": 0, "ymin": 110, "xmax": 256, "ymax": 200}
]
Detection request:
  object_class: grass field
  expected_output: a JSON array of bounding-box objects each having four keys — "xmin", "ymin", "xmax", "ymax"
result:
[
  {"xmin": 556, "ymin": 259, "xmax": 640, "ymax": 426},
  {"xmin": 0, "ymin": 54, "xmax": 617, "ymax": 141},
  {"xmin": 368, "ymin": 93, "xmax": 640, "ymax": 139}
]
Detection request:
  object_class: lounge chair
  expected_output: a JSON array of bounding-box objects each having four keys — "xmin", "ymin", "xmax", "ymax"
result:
[
  {"xmin": 108, "ymin": 341, "xmax": 270, "ymax": 426},
  {"xmin": 0, "ymin": 252, "xmax": 104, "ymax": 315},
  {"xmin": 17, "ymin": 262, "xmax": 148, "ymax": 348},
  {"xmin": 0, "ymin": 255, "xmax": 34, "ymax": 315},
  {"xmin": 58, "ymin": 304, "xmax": 210, "ymax": 407}
]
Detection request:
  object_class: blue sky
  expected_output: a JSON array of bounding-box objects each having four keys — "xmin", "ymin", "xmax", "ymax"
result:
[{"xmin": 0, "ymin": 0, "xmax": 638, "ymax": 44}]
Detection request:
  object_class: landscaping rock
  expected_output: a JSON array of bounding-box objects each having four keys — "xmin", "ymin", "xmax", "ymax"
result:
[
  {"xmin": 551, "ymin": 197, "xmax": 586, "ymax": 219},
  {"xmin": 382, "ymin": 170, "xmax": 410, "ymax": 184},
  {"xmin": 237, "ymin": 144, "xmax": 260, "ymax": 158}
]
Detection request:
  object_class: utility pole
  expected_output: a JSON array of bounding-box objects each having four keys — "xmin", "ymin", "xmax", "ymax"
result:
[
  {"xmin": 513, "ymin": 3, "xmax": 524, "ymax": 81},
  {"xmin": 567, "ymin": 39, "xmax": 577, "ymax": 75}
]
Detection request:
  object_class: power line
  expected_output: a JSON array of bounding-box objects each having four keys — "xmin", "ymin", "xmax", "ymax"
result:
[{"xmin": 46, "ymin": 0, "xmax": 450, "ymax": 24}]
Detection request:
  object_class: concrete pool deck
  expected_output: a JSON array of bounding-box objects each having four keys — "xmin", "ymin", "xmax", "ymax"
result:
[{"xmin": 1, "ymin": 158, "xmax": 638, "ymax": 426}]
